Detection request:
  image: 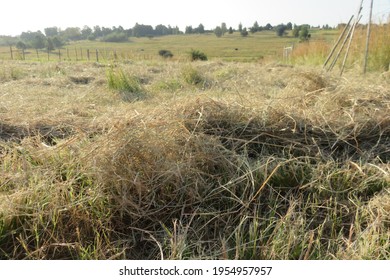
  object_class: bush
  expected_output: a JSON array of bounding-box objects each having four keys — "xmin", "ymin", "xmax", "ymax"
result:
[
  {"xmin": 102, "ymin": 32, "xmax": 128, "ymax": 42},
  {"xmin": 106, "ymin": 68, "xmax": 146, "ymax": 101},
  {"xmin": 182, "ymin": 66, "xmax": 205, "ymax": 86},
  {"xmin": 190, "ymin": 49, "xmax": 208, "ymax": 61},
  {"xmin": 158, "ymin": 49, "xmax": 173, "ymax": 58}
]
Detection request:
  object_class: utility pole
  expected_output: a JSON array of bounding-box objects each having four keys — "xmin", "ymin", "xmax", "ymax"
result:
[{"xmin": 363, "ymin": 0, "xmax": 374, "ymax": 74}]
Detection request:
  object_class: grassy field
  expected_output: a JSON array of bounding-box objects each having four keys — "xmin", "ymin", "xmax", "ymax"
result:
[
  {"xmin": 0, "ymin": 30, "xmax": 339, "ymax": 63},
  {"xmin": 0, "ymin": 28, "xmax": 390, "ymax": 260}
]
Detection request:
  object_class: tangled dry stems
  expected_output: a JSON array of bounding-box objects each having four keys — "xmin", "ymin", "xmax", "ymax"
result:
[{"xmin": 1, "ymin": 61, "xmax": 389, "ymax": 259}]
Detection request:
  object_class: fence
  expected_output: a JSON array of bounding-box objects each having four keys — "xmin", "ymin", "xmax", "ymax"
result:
[{"xmin": 0, "ymin": 47, "xmax": 158, "ymax": 62}]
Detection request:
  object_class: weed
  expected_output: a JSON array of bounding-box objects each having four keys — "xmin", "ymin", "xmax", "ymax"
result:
[
  {"xmin": 106, "ymin": 68, "xmax": 146, "ymax": 101},
  {"xmin": 189, "ymin": 49, "xmax": 208, "ymax": 61}
]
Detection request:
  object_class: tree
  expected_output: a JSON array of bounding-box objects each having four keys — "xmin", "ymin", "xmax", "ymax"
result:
[
  {"xmin": 47, "ymin": 38, "xmax": 54, "ymax": 51},
  {"xmin": 265, "ymin": 23, "xmax": 273, "ymax": 30},
  {"xmin": 238, "ymin": 23, "xmax": 243, "ymax": 32},
  {"xmin": 44, "ymin": 27, "xmax": 59, "ymax": 37},
  {"xmin": 228, "ymin": 27, "xmax": 234, "ymax": 34},
  {"xmin": 195, "ymin": 24, "xmax": 205, "ymax": 34},
  {"xmin": 299, "ymin": 26, "xmax": 310, "ymax": 41},
  {"xmin": 52, "ymin": 36, "xmax": 64, "ymax": 48},
  {"xmin": 286, "ymin": 22, "xmax": 293, "ymax": 30},
  {"xmin": 61, "ymin": 27, "xmax": 82, "ymax": 41},
  {"xmin": 276, "ymin": 24, "xmax": 287, "ymax": 37},
  {"xmin": 185, "ymin": 25, "xmax": 193, "ymax": 34},
  {"xmin": 16, "ymin": 41, "xmax": 26, "ymax": 50},
  {"xmin": 221, "ymin": 22, "xmax": 227, "ymax": 35},
  {"xmin": 241, "ymin": 28, "xmax": 249, "ymax": 37},
  {"xmin": 292, "ymin": 27, "xmax": 300, "ymax": 38},
  {"xmin": 31, "ymin": 34, "xmax": 46, "ymax": 49},
  {"xmin": 214, "ymin": 26, "xmax": 223, "ymax": 37},
  {"xmin": 81, "ymin": 26, "xmax": 93, "ymax": 39},
  {"xmin": 251, "ymin": 21, "xmax": 260, "ymax": 33}
]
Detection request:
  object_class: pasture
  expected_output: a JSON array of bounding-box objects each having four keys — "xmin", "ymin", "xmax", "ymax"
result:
[{"xmin": 0, "ymin": 29, "xmax": 390, "ymax": 260}]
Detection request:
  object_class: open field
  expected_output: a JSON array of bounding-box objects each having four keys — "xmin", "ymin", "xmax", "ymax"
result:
[
  {"xmin": 1, "ymin": 56, "xmax": 389, "ymax": 259},
  {"xmin": 0, "ymin": 30, "xmax": 339, "ymax": 63}
]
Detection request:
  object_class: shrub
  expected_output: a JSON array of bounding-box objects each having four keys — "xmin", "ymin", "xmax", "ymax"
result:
[
  {"xmin": 158, "ymin": 49, "xmax": 173, "ymax": 58},
  {"xmin": 190, "ymin": 49, "xmax": 208, "ymax": 61},
  {"xmin": 182, "ymin": 66, "xmax": 206, "ymax": 86},
  {"xmin": 102, "ymin": 32, "xmax": 128, "ymax": 42},
  {"xmin": 106, "ymin": 68, "xmax": 146, "ymax": 101}
]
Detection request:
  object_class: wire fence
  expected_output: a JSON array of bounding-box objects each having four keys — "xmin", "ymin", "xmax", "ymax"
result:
[{"xmin": 0, "ymin": 47, "xmax": 158, "ymax": 62}]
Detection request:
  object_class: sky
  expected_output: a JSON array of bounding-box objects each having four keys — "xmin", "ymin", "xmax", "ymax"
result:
[{"xmin": 1, "ymin": 0, "xmax": 390, "ymax": 36}]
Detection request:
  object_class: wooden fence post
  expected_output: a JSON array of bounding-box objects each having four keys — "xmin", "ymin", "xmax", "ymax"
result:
[
  {"xmin": 10, "ymin": 46, "xmax": 13, "ymax": 60},
  {"xmin": 87, "ymin": 49, "xmax": 90, "ymax": 61},
  {"xmin": 67, "ymin": 48, "xmax": 70, "ymax": 60},
  {"xmin": 363, "ymin": 0, "xmax": 374, "ymax": 74},
  {"xmin": 47, "ymin": 49, "xmax": 50, "ymax": 61},
  {"xmin": 58, "ymin": 49, "xmax": 61, "ymax": 61},
  {"xmin": 36, "ymin": 49, "xmax": 39, "ymax": 59},
  {"xmin": 80, "ymin": 48, "xmax": 83, "ymax": 60},
  {"xmin": 75, "ymin": 48, "xmax": 78, "ymax": 61},
  {"xmin": 96, "ymin": 49, "xmax": 99, "ymax": 62}
]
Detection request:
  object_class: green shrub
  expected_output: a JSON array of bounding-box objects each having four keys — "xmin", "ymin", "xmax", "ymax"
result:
[
  {"xmin": 182, "ymin": 66, "xmax": 205, "ymax": 86},
  {"xmin": 102, "ymin": 32, "xmax": 128, "ymax": 42},
  {"xmin": 190, "ymin": 49, "xmax": 208, "ymax": 61},
  {"xmin": 106, "ymin": 68, "xmax": 146, "ymax": 101},
  {"xmin": 158, "ymin": 49, "xmax": 173, "ymax": 58}
]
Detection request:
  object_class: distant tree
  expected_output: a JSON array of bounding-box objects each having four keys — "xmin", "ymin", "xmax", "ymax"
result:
[
  {"xmin": 47, "ymin": 38, "xmax": 55, "ymax": 51},
  {"xmin": 241, "ymin": 27, "xmax": 249, "ymax": 37},
  {"xmin": 221, "ymin": 22, "xmax": 227, "ymax": 35},
  {"xmin": 276, "ymin": 24, "xmax": 287, "ymax": 37},
  {"xmin": 238, "ymin": 23, "xmax": 243, "ymax": 32},
  {"xmin": 286, "ymin": 22, "xmax": 293, "ymax": 30},
  {"xmin": 31, "ymin": 34, "xmax": 46, "ymax": 49},
  {"xmin": 228, "ymin": 27, "xmax": 234, "ymax": 34},
  {"xmin": 250, "ymin": 21, "xmax": 260, "ymax": 33},
  {"xmin": 195, "ymin": 24, "xmax": 205, "ymax": 34},
  {"xmin": 81, "ymin": 26, "xmax": 93, "ymax": 39},
  {"xmin": 44, "ymin": 27, "xmax": 59, "ymax": 37},
  {"xmin": 155, "ymin": 24, "xmax": 170, "ymax": 36},
  {"xmin": 61, "ymin": 27, "xmax": 82, "ymax": 41},
  {"xmin": 265, "ymin": 23, "xmax": 273, "ymax": 30},
  {"xmin": 16, "ymin": 41, "xmax": 26, "ymax": 50},
  {"xmin": 299, "ymin": 26, "xmax": 310, "ymax": 41},
  {"xmin": 214, "ymin": 26, "xmax": 223, "ymax": 37},
  {"xmin": 93, "ymin": 26, "xmax": 103, "ymax": 37},
  {"xmin": 52, "ymin": 36, "xmax": 64, "ymax": 48},
  {"xmin": 292, "ymin": 27, "xmax": 300, "ymax": 38},
  {"xmin": 185, "ymin": 25, "xmax": 193, "ymax": 34}
]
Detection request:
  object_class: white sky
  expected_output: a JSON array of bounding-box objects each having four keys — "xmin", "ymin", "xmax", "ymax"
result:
[{"xmin": 1, "ymin": 0, "xmax": 390, "ymax": 36}]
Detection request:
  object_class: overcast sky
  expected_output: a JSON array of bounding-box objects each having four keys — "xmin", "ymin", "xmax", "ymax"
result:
[{"xmin": 1, "ymin": 0, "xmax": 390, "ymax": 36}]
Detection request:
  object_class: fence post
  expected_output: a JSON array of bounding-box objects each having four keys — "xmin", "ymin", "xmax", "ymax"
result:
[
  {"xmin": 22, "ymin": 49, "xmax": 25, "ymax": 60},
  {"xmin": 75, "ymin": 48, "xmax": 78, "ymax": 61},
  {"xmin": 58, "ymin": 49, "xmax": 61, "ymax": 61},
  {"xmin": 96, "ymin": 49, "xmax": 99, "ymax": 62},
  {"xmin": 36, "ymin": 49, "xmax": 39, "ymax": 59},
  {"xmin": 47, "ymin": 49, "xmax": 50, "ymax": 61},
  {"xmin": 80, "ymin": 48, "xmax": 83, "ymax": 60},
  {"xmin": 114, "ymin": 50, "xmax": 118, "ymax": 60},
  {"xmin": 87, "ymin": 49, "xmax": 90, "ymax": 61},
  {"xmin": 67, "ymin": 48, "xmax": 70, "ymax": 60},
  {"xmin": 10, "ymin": 46, "xmax": 13, "ymax": 60}
]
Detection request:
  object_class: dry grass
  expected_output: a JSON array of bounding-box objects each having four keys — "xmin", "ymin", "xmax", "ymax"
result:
[{"xmin": 1, "ymin": 59, "xmax": 389, "ymax": 259}]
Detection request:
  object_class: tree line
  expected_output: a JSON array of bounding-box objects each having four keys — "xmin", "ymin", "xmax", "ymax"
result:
[{"xmin": 0, "ymin": 21, "xmax": 336, "ymax": 51}]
